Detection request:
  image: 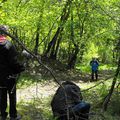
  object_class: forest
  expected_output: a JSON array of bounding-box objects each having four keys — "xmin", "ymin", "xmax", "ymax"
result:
[{"xmin": 0, "ymin": 0, "xmax": 120, "ymax": 120}]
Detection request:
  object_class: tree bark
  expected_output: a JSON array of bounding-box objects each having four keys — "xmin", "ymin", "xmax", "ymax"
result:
[
  {"xmin": 34, "ymin": 26, "xmax": 40, "ymax": 55},
  {"xmin": 44, "ymin": 0, "xmax": 72, "ymax": 59},
  {"xmin": 67, "ymin": 8, "xmax": 79, "ymax": 69},
  {"xmin": 67, "ymin": 46, "xmax": 79, "ymax": 69},
  {"xmin": 51, "ymin": 33, "xmax": 62, "ymax": 59}
]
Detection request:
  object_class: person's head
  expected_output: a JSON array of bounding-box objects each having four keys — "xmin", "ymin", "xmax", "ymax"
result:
[
  {"xmin": 0, "ymin": 25, "xmax": 8, "ymax": 35},
  {"xmin": 62, "ymin": 81, "xmax": 76, "ymax": 86},
  {"xmin": 92, "ymin": 57, "xmax": 95, "ymax": 60}
]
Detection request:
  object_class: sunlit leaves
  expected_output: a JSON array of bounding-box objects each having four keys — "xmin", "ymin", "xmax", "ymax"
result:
[{"xmin": 0, "ymin": 0, "xmax": 119, "ymax": 63}]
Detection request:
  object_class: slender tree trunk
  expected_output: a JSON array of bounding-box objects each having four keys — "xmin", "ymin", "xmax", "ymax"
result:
[
  {"xmin": 53, "ymin": 33, "xmax": 62, "ymax": 59},
  {"xmin": 67, "ymin": 46, "xmax": 79, "ymax": 69},
  {"xmin": 67, "ymin": 8, "xmax": 79, "ymax": 69},
  {"xmin": 75, "ymin": 1, "xmax": 88, "ymax": 63},
  {"xmin": 103, "ymin": 57, "xmax": 120, "ymax": 111},
  {"xmin": 44, "ymin": 0, "xmax": 72, "ymax": 59},
  {"xmin": 34, "ymin": 26, "xmax": 40, "ymax": 55},
  {"xmin": 102, "ymin": 38, "xmax": 120, "ymax": 111},
  {"xmin": 34, "ymin": 1, "xmax": 44, "ymax": 55},
  {"xmin": 79, "ymin": 43, "xmax": 85, "ymax": 63},
  {"xmin": 45, "ymin": 27, "xmax": 61, "ymax": 56}
]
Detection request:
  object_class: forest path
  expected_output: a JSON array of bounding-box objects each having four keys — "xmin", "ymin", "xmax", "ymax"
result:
[
  {"xmin": 15, "ymin": 69, "xmax": 115, "ymax": 120},
  {"xmin": 17, "ymin": 69, "xmax": 114, "ymax": 102}
]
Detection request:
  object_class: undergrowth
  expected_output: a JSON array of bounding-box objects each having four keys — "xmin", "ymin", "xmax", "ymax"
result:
[{"xmin": 15, "ymin": 64, "xmax": 120, "ymax": 120}]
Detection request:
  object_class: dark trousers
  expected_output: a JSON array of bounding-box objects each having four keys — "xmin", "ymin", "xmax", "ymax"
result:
[
  {"xmin": 0, "ymin": 79, "xmax": 17, "ymax": 118},
  {"xmin": 72, "ymin": 102, "xmax": 90, "ymax": 120},
  {"xmin": 59, "ymin": 101, "xmax": 90, "ymax": 120},
  {"xmin": 91, "ymin": 70, "xmax": 98, "ymax": 80}
]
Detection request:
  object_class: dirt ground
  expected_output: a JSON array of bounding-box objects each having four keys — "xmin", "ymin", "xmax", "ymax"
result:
[
  {"xmin": 14, "ymin": 69, "xmax": 118, "ymax": 120},
  {"xmin": 17, "ymin": 69, "xmax": 114, "ymax": 102}
]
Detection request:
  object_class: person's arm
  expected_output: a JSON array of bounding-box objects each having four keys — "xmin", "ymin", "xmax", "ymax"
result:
[
  {"xmin": 7, "ymin": 41, "xmax": 25, "ymax": 74},
  {"xmin": 90, "ymin": 60, "xmax": 92, "ymax": 66},
  {"xmin": 97, "ymin": 61, "xmax": 99, "ymax": 66}
]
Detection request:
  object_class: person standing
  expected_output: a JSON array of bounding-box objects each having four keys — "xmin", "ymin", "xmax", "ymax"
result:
[
  {"xmin": 0, "ymin": 25, "xmax": 24, "ymax": 120},
  {"xmin": 90, "ymin": 57, "xmax": 99, "ymax": 81}
]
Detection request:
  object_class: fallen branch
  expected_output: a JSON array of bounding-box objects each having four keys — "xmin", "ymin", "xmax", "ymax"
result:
[
  {"xmin": 0, "ymin": 28, "xmax": 62, "ymax": 85},
  {"xmin": 81, "ymin": 76, "xmax": 114, "ymax": 92}
]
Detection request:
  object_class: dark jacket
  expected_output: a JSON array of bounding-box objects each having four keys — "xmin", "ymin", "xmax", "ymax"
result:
[
  {"xmin": 51, "ymin": 81, "xmax": 83, "ymax": 118},
  {"xmin": 0, "ymin": 40, "xmax": 24, "ymax": 86}
]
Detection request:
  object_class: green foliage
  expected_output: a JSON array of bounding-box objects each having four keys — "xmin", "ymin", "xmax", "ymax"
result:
[
  {"xmin": 96, "ymin": 83, "xmax": 110, "ymax": 98},
  {"xmin": 0, "ymin": 0, "xmax": 120, "ymax": 119},
  {"xmin": 76, "ymin": 63, "xmax": 116, "ymax": 74},
  {"xmin": 76, "ymin": 64, "xmax": 91, "ymax": 73},
  {"xmin": 17, "ymin": 73, "xmax": 38, "ymax": 89},
  {"xmin": 82, "ymin": 80, "xmax": 120, "ymax": 120},
  {"xmin": 17, "ymin": 98, "xmax": 54, "ymax": 120},
  {"xmin": 99, "ymin": 64, "xmax": 116, "ymax": 71},
  {"xmin": 83, "ymin": 42, "xmax": 99, "ymax": 63},
  {"xmin": 0, "ymin": 0, "xmax": 119, "ymax": 64},
  {"xmin": 14, "ymin": 68, "xmax": 120, "ymax": 120},
  {"xmin": 110, "ymin": 93, "xmax": 120, "ymax": 116}
]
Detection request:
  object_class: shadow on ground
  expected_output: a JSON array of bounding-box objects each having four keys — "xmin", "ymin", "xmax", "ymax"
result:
[{"xmin": 19, "ymin": 68, "xmax": 115, "ymax": 86}]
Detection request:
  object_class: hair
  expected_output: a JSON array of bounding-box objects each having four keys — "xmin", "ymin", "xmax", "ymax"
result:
[{"xmin": 62, "ymin": 81, "xmax": 76, "ymax": 86}]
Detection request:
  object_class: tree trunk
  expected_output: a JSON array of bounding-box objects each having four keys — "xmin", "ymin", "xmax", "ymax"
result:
[
  {"xmin": 79, "ymin": 43, "xmax": 85, "ymax": 63},
  {"xmin": 52, "ymin": 33, "xmax": 62, "ymax": 59},
  {"xmin": 49, "ymin": 27, "xmax": 63, "ymax": 59},
  {"xmin": 75, "ymin": 1, "xmax": 88, "ymax": 63},
  {"xmin": 102, "ymin": 56, "xmax": 120, "ymax": 111},
  {"xmin": 67, "ymin": 9, "xmax": 79, "ymax": 69},
  {"xmin": 67, "ymin": 46, "xmax": 79, "ymax": 69},
  {"xmin": 34, "ymin": 26, "xmax": 40, "ymax": 55},
  {"xmin": 44, "ymin": 0, "xmax": 72, "ymax": 59}
]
